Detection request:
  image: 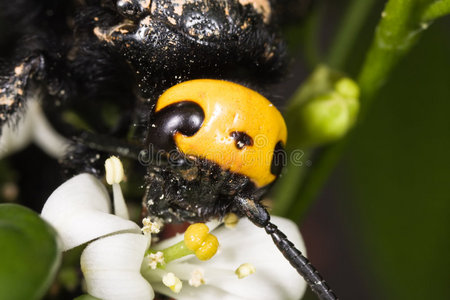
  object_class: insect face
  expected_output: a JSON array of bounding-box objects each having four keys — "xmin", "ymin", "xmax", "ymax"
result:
[
  {"xmin": 144, "ymin": 79, "xmax": 287, "ymax": 222},
  {"xmin": 155, "ymin": 79, "xmax": 287, "ymax": 187}
]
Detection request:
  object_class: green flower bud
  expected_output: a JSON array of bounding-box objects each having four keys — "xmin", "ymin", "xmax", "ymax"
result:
[
  {"xmin": 285, "ymin": 67, "xmax": 360, "ymax": 148},
  {"xmin": 299, "ymin": 91, "xmax": 359, "ymax": 146},
  {"xmin": 335, "ymin": 78, "xmax": 360, "ymax": 99}
]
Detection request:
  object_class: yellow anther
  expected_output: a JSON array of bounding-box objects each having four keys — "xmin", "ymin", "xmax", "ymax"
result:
[
  {"xmin": 184, "ymin": 223, "xmax": 219, "ymax": 261},
  {"xmin": 194, "ymin": 234, "xmax": 219, "ymax": 261},
  {"xmin": 184, "ymin": 223, "xmax": 210, "ymax": 251},
  {"xmin": 224, "ymin": 213, "xmax": 239, "ymax": 228},
  {"xmin": 104, "ymin": 156, "xmax": 124, "ymax": 185}
]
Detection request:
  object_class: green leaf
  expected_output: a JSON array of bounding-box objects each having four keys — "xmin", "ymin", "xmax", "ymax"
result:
[{"xmin": 0, "ymin": 204, "xmax": 61, "ymax": 300}]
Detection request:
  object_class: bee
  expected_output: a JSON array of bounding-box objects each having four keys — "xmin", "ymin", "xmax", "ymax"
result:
[{"xmin": 0, "ymin": 1, "xmax": 336, "ymax": 299}]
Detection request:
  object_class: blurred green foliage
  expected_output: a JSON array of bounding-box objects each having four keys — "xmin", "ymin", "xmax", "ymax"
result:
[
  {"xmin": 343, "ymin": 18, "xmax": 450, "ymax": 299},
  {"xmin": 0, "ymin": 204, "xmax": 61, "ymax": 300}
]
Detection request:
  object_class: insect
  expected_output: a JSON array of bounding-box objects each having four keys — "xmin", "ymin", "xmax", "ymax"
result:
[{"xmin": 0, "ymin": 0, "xmax": 336, "ymax": 299}]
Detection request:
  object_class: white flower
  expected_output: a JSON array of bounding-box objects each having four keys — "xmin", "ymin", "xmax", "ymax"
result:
[
  {"xmin": 0, "ymin": 97, "xmax": 69, "ymax": 159},
  {"xmin": 81, "ymin": 233, "xmax": 154, "ymax": 300},
  {"xmin": 41, "ymin": 174, "xmax": 139, "ymax": 251},
  {"xmin": 145, "ymin": 216, "xmax": 307, "ymax": 300},
  {"xmin": 41, "ymin": 173, "xmax": 307, "ymax": 300},
  {"xmin": 41, "ymin": 174, "xmax": 154, "ymax": 299}
]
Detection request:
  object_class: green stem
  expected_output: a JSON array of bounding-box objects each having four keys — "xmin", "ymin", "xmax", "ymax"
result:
[
  {"xmin": 272, "ymin": 153, "xmax": 310, "ymax": 216},
  {"xmin": 358, "ymin": 0, "xmax": 425, "ymax": 110},
  {"xmin": 327, "ymin": 0, "xmax": 378, "ymax": 70},
  {"xmin": 422, "ymin": 0, "xmax": 450, "ymax": 21},
  {"xmin": 286, "ymin": 142, "xmax": 346, "ymax": 221},
  {"xmin": 147, "ymin": 241, "xmax": 194, "ymax": 266},
  {"xmin": 302, "ymin": 5, "xmax": 324, "ymax": 69}
]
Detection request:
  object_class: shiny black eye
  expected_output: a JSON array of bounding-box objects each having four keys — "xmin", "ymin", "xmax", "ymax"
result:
[
  {"xmin": 230, "ymin": 131, "xmax": 253, "ymax": 150},
  {"xmin": 270, "ymin": 141, "xmax": 286, "ymax": 176},
  {"xmin": 147, "ymin": 101, "xmax": 204, "ymax": 152}
]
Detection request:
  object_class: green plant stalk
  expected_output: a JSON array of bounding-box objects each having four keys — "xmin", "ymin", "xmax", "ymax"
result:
[
  {"xmin": 327, "ymin": 0, "xmax": 378, "ymax": 70},
  {"xmin": 422, "ymin": 0, "xmax": 450, "ymax": 21},
  {"xmin": 284, "ymin": 0, "xmax": 448, "ymax": 222},
  {"xmin": 286, "ymin": 142, "xmax": 346, "ymax": 221},
  {"xmin": 301, "ymin": 4, "xmax": 324, "ymax": 69},
  {"xmin": 271, "ymin": 153, "xmax": 309, "ymax": 216},
  {"xmin": 147, "ymin": 241, "xmax": 194, "ymax": 266},
  {"xmin": 358, "ymin": 0, "xmax": 429, "ymax": 112}
]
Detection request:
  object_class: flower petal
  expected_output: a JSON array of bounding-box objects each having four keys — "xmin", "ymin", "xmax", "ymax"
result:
[
  {"xmin": 0, "ymin": 99, "xmax": 69, "ymax": 159},
  {"xmin": 112, "ymin": 183, "xmax": 129, "ymax": 219},
  {"xmin": 30, "ymin": 99, "xmax": 69, "ymax": 158},
  {"xmin": 41, "ymin": 174, "xmax": 140, "ymax": 251},
  {"xmin": 0, "ymin": 101, "xmax": 34, "ymax": 158},
  {"xmin": 152, "ymin": 280, "xmax": 233, "ymax": 300},
  {"xmin": 153, "ymin": 216, "xmax": 307, "ymax": 300},
  {"xmin": 81, "ymin": 233, "xmax": 154, "ymax": 300}
]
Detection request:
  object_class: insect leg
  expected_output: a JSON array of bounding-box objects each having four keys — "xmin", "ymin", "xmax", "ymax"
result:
[
  {"xmin": 0, "ymin": 55, "xmax": 46, "ymax": 128},
  {"xmin": 265, "ymin": 222, "xmax": 338, "ymax": 300},
  {"xmin": 235, "ymin": 196, "xmax": 338, "ymax": 300},
  {"xmin": 61, "ymin": 131, "xmax": 143, "ymax": 177}
]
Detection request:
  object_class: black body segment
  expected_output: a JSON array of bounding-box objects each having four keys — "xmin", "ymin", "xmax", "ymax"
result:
[
  {"xmin": 270, "ymin": 141, "xmax": 286, "ymax": 176},
  {"xmin": 144, "ymin": 154, "xmax": 256, "ymax": 223},
  {"xmin": 235, "ymin": 195, "xmax": 338, "ymax": 300}
]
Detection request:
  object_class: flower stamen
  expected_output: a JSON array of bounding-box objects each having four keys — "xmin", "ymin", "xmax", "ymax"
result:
[
  {"xmin": 104, "ymin": 156, "xmax": 124, "ymax": 184},
  {"xmin": 162, "ymin": 272, "xmax": 182, "ymax": 293},
  {"xmin": 235, "ymin": 263, "xmax": 256, "ymax": 279},
  {"xmin": 104, "ymin": 156, "xmax": 129, "ymax": 219},
  {"xmin": 224, "ymin": 212, "xmax": 239, "ymax": 228},
  {"xmin": 141, "ymin": 217, "xmax": 161, "ymax": 235},
  {"xmin": 184, "ymin": 223, "xmax": 219, "ymax": 261},
  {"xmin": 189, "ymin": 269, "xmax": 206, "ymax": 287},
  {"xmin": 147, "ymin": 251, "xmax": 165, "ymax": 269}
]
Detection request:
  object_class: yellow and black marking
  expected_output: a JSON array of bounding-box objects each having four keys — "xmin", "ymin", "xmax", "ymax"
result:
[{"xmin": 152, "ymin": 79, "xmax": 287, "ymax": 187}]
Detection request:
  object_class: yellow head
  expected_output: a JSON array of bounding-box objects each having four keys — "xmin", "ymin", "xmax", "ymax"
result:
[{"xmin": 154, "ymin": 79, "xmax": 287, "ymax": 187}]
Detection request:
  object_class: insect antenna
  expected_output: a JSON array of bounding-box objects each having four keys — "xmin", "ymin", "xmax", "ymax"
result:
[{"xmin": 235, "ymin": 196, "xmax": 338, "ymax": 300}]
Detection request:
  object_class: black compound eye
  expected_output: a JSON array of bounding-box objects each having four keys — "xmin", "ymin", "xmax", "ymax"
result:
[
  {"xmin": 270, "ymin": 141, "xmax": 286, "ymax": 176},
  {"xmin": 230, "ymin": 131, "xmax": 253, "ymax": 150},
  {"xmin": 147, "ymin": 101, "xmax": 204, "ymax": 152}
]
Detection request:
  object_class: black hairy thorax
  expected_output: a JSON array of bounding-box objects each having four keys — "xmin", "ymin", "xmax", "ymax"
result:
[
  {"xmin": 91, "ymin": 0, "xmax": 287, "ymax": 98},
  {"xmin": 142, "ymin": 151, "xmax": 270, "ymax": 223}
]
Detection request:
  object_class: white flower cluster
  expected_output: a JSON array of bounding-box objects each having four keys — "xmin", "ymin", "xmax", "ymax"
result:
[{"xmin": 41, "ymin": 171, "xmax": 307, "ymax": 300}]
